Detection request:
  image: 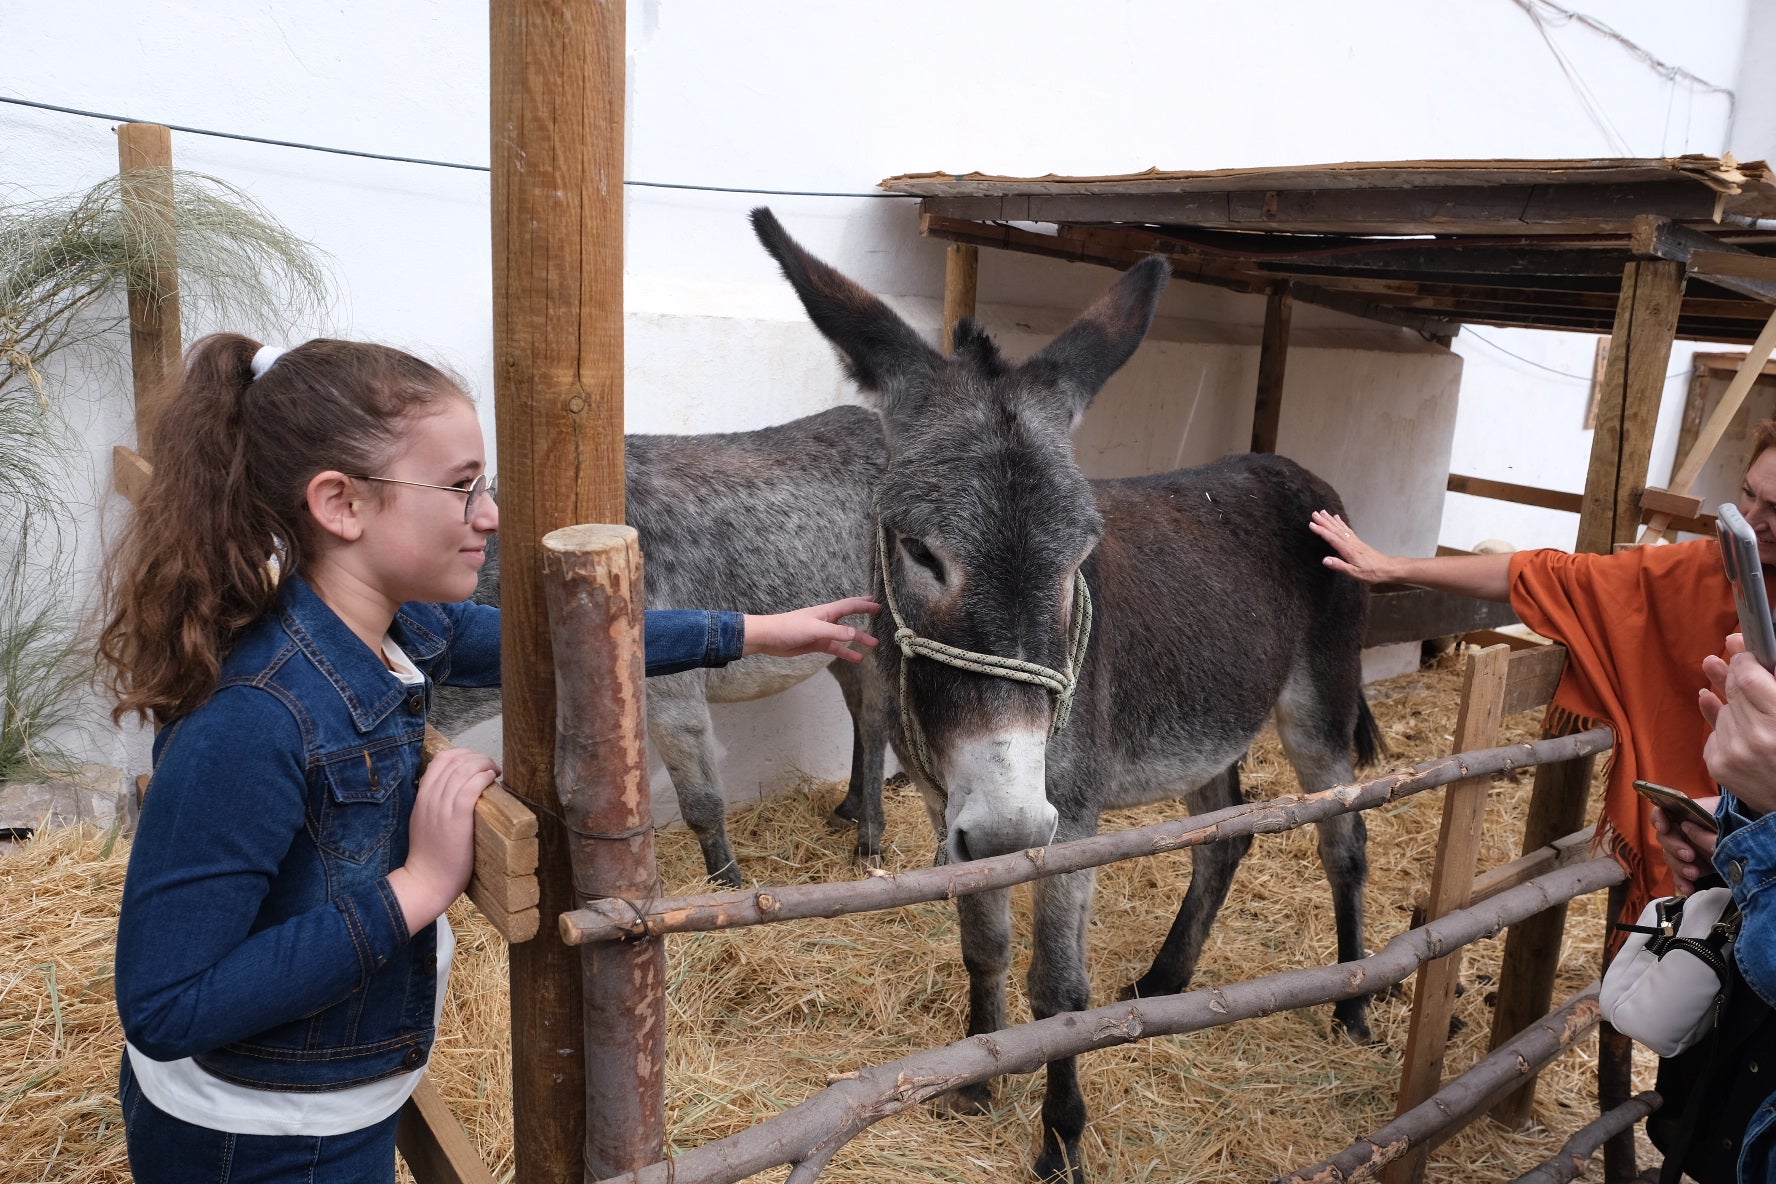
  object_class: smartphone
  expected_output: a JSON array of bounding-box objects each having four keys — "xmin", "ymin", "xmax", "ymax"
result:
[
  {"xmin": 1717, "ymin": 503, "xmax": 1776, "ymax": 671},
  {"xmin": 1633, "ymin": 778, "xmax": 1720, "ymax": 834}
]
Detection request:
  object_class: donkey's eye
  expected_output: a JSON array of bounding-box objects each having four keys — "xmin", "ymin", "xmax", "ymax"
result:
[{"xmin": 900, "ymin": 536, "xmax": 946, "ymax": 584}]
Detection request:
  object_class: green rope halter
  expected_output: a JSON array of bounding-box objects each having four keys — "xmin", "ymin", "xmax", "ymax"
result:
[{"xmin": 874, "ymin": 521, "xmax": 1093, "ymax": 794}]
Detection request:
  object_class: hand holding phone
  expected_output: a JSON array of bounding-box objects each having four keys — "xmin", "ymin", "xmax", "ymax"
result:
[
  {"xmin": 1717, "ymin": 503, "xmax": 1776, "ymax": 671},
  {"xmin": 1633, "ymin": 778, "xmax": 1719, "ymax": 834}
]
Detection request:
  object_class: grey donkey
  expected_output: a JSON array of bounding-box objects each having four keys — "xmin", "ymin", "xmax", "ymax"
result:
[
  {"xmin": 429, "ymin": 409, "xmax": 891, "ymax": 887},
  {"xmin": 752, "ymin": 209, "xmax": 1382, "ymax": 1183}
]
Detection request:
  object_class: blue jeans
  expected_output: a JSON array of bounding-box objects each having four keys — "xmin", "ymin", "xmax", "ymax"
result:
[{"xmin": 119, "ymin": 1055, "xmax": 399, "ymax": 1184}]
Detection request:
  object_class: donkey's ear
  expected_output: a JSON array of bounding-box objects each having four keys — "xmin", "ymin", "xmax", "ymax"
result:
[
  {"xmin": 751, "ymin": 208, "xmax": 939, "ymax": 413},
  {"xmin": 1021, "ymin": 255, "xmax": 1169, "ymax": 423}
]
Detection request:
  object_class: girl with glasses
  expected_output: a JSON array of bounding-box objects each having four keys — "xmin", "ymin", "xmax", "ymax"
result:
[{"xmin": 97, "ymin": 334, "xmax": 876, "ymax": 1183}]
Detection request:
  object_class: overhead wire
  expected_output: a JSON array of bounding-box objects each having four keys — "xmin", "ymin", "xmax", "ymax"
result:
[{"xmin": 0, "ymin": 94, "xmax": 914, "ymax": 199}]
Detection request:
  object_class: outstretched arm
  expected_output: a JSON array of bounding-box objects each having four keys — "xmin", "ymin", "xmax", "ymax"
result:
[
  {"xmin": 1309, "ymin": 510, "xmax": 1513, "ymax": 602},
  {"xmin": 744, "ymin": 597, "xmax": 881, "ymax": 663}
]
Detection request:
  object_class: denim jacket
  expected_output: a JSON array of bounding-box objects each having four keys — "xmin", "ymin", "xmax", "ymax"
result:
[
  {"xmin": 116, "ymin": 573, "xmax": 741, "ymax": 1092},
  {"xmin": 1715, "ymin": 793, "xmax": 1776, "ymax": 1181}
]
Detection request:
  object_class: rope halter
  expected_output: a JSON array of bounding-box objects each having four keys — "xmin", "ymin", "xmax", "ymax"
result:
[{"xmin": 874, "ymin": 521, "xmax": 1093, "ymax": 795}]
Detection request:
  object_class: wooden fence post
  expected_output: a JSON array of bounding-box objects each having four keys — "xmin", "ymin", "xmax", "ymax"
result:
[
  {"xmin": 1386, "ymin": 643, "xmax": 1510, "ymax": 1184},
  {"xmin": 491, "ymin": 0, "xmax": 627, "ymax": 1180},
  {"xmin": 1574, "ymin": 260, "xmax": 1684, "ymax": 555},
  {"xmin": 544, "ymin": 525, "xmax": 662, "ymax": 1179},
  {"xmin": 942, "ymin": 243, "xmax": 978, "ymax": 355},
  {"xmin": 116, "ymin": 122, "xmax": 182, "ymax": 462},
  {"xmin": 1250, "ymin": 281, "xmax": 1291, "ymax": 454}
]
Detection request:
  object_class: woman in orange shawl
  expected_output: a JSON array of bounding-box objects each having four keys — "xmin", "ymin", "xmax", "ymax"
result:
[{"xmin": 1311, "ymin": 421, "xmax": 1776, "ymax": 929}]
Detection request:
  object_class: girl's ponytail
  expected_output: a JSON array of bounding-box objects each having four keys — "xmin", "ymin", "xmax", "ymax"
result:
[{"xmin": 99, "ymin": 333, "xmax": 464, "ymax": 724}]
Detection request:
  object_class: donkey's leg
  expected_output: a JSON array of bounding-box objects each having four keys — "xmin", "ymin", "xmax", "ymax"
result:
[
  {"xmin": 1119, "ymin": 764, "xmax": 1251, "ymax": 1001},
  {"xmin": 1275, "ymin": 664, "xmax": 1372, "ymax": 1041},
  {"xmin": 647, "ymin": 686, "xmax": 743, "ymax": 888},
  {"xmin": 827, "ymin": 661, "xmax": 889, "ymax": 866},
  {"xmin": 936, "ymin": 885, "xmax": 1012, "ymax": 1116},
  {"xmin": 1028, "ymin": 865, "xmax": 1097, "ymax": 1184}
]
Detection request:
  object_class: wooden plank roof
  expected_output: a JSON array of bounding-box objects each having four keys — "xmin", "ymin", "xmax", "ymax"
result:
[{"xmin": 879, "ymin": 157, "xmax": 1776, "ymax": 343}]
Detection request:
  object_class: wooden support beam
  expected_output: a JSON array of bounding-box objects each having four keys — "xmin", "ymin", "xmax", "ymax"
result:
[
  {"xmin": 1364, "ymin": 586, "xmax": 1521, "ymax": 647},
  {"xmin": 116, "ymin": 123, "xmax": 183, "ymax": 456},
  {"xmin": 1387, "ymin": 644, "xmax": 1511, "ymax": 1184},
  {"xmin": 1250, "ymin": 282, "xmax": 1291, "ymax": 452},
  {"xmin": 1638, "ymin": 487, "xmax": 1704, "ymax": 519},
  {"xmin": 491, "ymin": 0, "xmax": 626, "ymax": 1179},
  {"xmin": 1447, "ymin": 473, "xmax": 1580, "ymax": 514},
  {"xmin": 1488, "ymin": 746, "xmax": 1598, "ymax": 1127},
  {"xmin": 1576, "ymin": 260, "xmax": 1684, "ymax": 554},
  {"xmin": 1639, "ymin": 305, "xmax": 1776, "ymax": 543},
  {"xmin": 543, "ymin": 525, "xmax": 662, "ymax": 1180},
  {"xmin": 396, "ymin": 1078, "xmax": 499, "ymax": 1184},
  {"xmin": 1631, "ymin": 215, "xmax": 1776, "ymax": 304},
  {"xmin": 924, "ymin": 180, "xmax": 1723, "ymax": 237},
  {"xmin": 941, "ymin": 243, "xmax": 978, "ymax": 355},
  {"xmin": 1671, "ymin": 362, "xmax": 1715, "ymax": 486}
]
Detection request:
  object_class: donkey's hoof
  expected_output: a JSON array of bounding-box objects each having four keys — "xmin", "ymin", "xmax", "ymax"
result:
[
  {"xmin": 1033, "ymin": 1139, "xmax": 1086, "ymax": 1183},
  {"xmin": 932, "ymin": 1081, "xmax": 993, "ymax": 1117},
  {"xmin": 856, "ymin": 851, "xmax": 884, "ymax": 874},
  {"xmin": 1116, "ymin": 976, "xmax": 1170, "ymax": 1003},
  {"xmin": 1331, "ymin": 1015, "xmax": 1376, "ymax": 1045},
  {"xmin": 708, "ymin": 863, "xmax": 744, "ymax": 890},
  {"xmin": 827, "ymin": 801, "xmax": 861, "ymax": 830}
]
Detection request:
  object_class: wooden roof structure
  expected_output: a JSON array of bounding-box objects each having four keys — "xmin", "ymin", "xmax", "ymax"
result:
[{"xmin": 881, "ymin": 156, "xmax": 1776, "ymax": 344}]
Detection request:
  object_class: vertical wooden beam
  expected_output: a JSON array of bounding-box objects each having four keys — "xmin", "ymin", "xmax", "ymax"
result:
[
  {"xmin": 1485, "ymin": 748, "xmax": 1595, "ymax": 1127},
  {"xmin": 116, "ymin": 123, "xmax": 183, "ymax": 456},
  {"xmin": 544, "ymin": 526, "xmax": 661, "ymax": 1180},
  {"xmin": 1641, "ymin": 308, "xmax": 1776, "ymax": 543},
  {"xmin": 1385, "ymin": 644, "xmax": 1510, "ymax": 1184},
  {"xmin": 1250, "ymin": 282, "xmax": 1291, "ymax": 454},
  {"xmin": 1574, "ymin": 261, "xmax": 1684, "ymax": 554},
  {"xmin": 941, "ymin": 243, "xmax": 978, "ymax": 355},
  {"xmin": 1670, "ymin": 361, "xmax": 1713, "ymax": 485},
  {"xmin": 490, "ymin": 1, "xmax": 626, "ymax": 1181}
]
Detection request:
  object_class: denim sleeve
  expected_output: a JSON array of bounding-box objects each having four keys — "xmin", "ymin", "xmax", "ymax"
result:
[
  {"xmin": 644, "ymin": 609, "xmax": 745, "ymax": 677},
  {"xmin": 115, "ymin": 688, "xmax": 410, "ymax": 1062},
  {"xmin": 436, "ymin": 599, "xmax": 501, "ymax": 688},
  {"xmin": 1716, "ymin": 800, "xmax": 1776, "ymax": 1014}
]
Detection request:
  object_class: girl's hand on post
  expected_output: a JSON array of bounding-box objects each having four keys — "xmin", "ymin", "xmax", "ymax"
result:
[
  {"xmin": 743, "ymin": 598, "xmax": 881, "ymax": 663},
  {"xmin": 388, "ymin": 747, "xmax": 501, "ymax": 934}
]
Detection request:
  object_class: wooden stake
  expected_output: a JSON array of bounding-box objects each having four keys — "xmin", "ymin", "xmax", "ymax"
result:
[
  {"xmin": 491, "ymin": 0, "xmax": 626, "ymax": 1179},
  {"xmin": 1639, "ymin": 305, "xmax": 1776, "ymax": 543},
  {"xmin": 396, "ymin": 1078, "xmax": 499, "ymax": 1184},
  {"xmin": 1486, "ymin": 748, "xmax": 1596, "ymax": 1127},
  {"xmin": 1251, "ymin": 282, "xmax": 1292, "ymax": 454},
  {"xmin": 941, "ymin": 243, "xmax": 978, "ymax": 355},
  {"xmin": 1575, "ymin": 260, "xmax": 1683, "ymax": 555},
  {"xmin": 116, "ymin": 123, "xmax": 183, "ymax": 456},
  {"xmin": 1386, "ymin": 644, "xmax": 1511, "ymax": 1184},
  {"xmin": 543, "ymin": 525, "xmax": 661, "ymax": 1180}
]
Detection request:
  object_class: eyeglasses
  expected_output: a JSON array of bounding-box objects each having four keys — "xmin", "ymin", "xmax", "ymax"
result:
[{"xmin": 350, "ymin": 472, "xmax": 494, "ymax": 523}]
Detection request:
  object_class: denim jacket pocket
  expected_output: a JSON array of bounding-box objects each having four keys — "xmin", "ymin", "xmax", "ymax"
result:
[{"xmin": 315, "ymin": 746, "xmax": 408, "ymax": 864}]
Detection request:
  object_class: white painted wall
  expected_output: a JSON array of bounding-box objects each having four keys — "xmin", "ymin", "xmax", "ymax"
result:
[{"xmin": 0, "ymin": 1, "xmax": 1756, "ymax": 805}]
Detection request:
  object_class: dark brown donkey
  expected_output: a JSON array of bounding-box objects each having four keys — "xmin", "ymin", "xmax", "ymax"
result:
[{"xmin": 752, "ymin": 209, "xmax": 1382, "ymax": 1183}]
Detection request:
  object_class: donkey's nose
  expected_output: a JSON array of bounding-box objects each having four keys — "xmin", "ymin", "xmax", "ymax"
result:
[{"xmin": 944, "ymin": 729, "xmax": 1056, "ymax": 862}]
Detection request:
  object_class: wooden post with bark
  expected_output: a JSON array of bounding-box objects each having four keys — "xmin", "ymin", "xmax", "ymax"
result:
[
  {"xmin": 1251, "ymin": 281, "xmax": 1292, "ymax": 454},
  {"xmin": 1385, "ymin": 644, "xmax": 1510, "ymax": 1184},
  {"xmin": 544, "ymin": 525, "xmax": 663, "ymax": 1180},
  {"xmin": 942, "ymin": 243, "xmax": 978, "ymax": 355},
  {"xmin": 114, "ymin": 122, "xmax": 182, "ymax": 495},
  {"xmin": 490, "ymin": 0, "xmax": 627, "ymax": 1180}
]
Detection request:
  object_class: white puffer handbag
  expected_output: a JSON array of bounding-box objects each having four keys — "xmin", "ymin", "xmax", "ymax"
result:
[{"xmin": 1600, "ymin": 887, "xmax": 1741, "ymax": 1058}]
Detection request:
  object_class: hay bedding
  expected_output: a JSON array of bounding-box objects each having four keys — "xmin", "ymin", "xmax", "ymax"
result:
[{"xmin": 1, "ymin": 660, "xmax": 1662, "ymax": 1183}]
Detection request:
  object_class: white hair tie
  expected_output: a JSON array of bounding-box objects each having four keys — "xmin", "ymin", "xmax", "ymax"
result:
[{"xmin": 250, "ymin": 345, "xmax": 287, "ymax": 380}]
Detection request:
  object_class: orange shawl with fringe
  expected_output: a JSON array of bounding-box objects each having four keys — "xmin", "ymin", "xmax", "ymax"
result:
[{"xmin": 1508, "ymin": 540, "xmax": 1735, "ymax": 928}]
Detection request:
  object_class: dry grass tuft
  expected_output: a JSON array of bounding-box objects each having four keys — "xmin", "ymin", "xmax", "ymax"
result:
[{"xmin": 0, "ymin": 659, "xmax": 1661, "ymax": 1182}]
